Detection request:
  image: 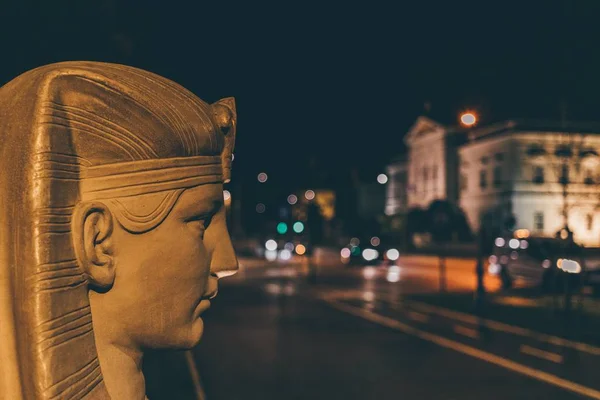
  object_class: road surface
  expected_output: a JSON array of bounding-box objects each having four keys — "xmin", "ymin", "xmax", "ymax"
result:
[{"xmin": 144, "ymin": 250, "xmax": 599, "ymax": 399}]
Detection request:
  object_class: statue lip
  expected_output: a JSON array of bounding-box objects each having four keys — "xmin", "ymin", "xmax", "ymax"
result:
[
  {"xmin": 203, "ymin": 289, "xmax": 218, "ymax": 300},
  {"xmin": 195, "ymin": 299, "xmax": 212, "ymax": 316}
]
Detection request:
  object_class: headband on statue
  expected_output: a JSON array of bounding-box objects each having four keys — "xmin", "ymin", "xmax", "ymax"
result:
[{"xmin": 80, "ymin": 155, "xmax": 223, "ymax": 201}]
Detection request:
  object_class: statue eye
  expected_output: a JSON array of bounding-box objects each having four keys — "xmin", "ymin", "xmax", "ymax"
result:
[{"xmin": 186, "ymin": 215, "xmax": 213, "ymax": 238}]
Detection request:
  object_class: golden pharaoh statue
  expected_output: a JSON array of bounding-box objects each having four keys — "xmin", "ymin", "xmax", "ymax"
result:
[{"xmin": 0, "ymin": 62, "xmax": 239, "ymax": 399}]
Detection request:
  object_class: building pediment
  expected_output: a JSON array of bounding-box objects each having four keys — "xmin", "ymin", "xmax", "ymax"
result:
[{"xmin": 404, "ymin": 116, "xmax": 446, "ymax": 145}]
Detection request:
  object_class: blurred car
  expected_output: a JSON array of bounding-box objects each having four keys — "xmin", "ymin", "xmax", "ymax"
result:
[
  {"xmin": 260, "ymin": 235, "xmax": 313, "ymax": 262},
  {"xmin": 340, "ymin": 236, "xmax": 400, "ymax": 266},
  {"xmin": 488, "ymin": 233, "xmax": 586, "ymax": 292}
]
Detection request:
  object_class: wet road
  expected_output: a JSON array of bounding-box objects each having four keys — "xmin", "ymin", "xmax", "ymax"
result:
[{"xmin": 144, "ymin": 252, "xmax": 599, "ymax": 399}]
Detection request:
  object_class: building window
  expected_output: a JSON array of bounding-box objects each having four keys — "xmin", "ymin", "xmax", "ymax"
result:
[
  {"xmin": 495, "ymin": 153, "xmax": 504, "ymax": 162},
  {"xmin": 432, "ymin": 165, "xmax": 438, "ymax": 181},
  {"xmin": 588, "ymin": 214, "xmax": 594, "ymax": 231},
  {"xmin": 493, "ymin": 166, "xmax": 502, "ymax": 187},
  {"xmin": 532, "ymin": 166, "xmax": 544, "ymax": 184},
  {"xmin": 584, "ymin": 169, "xmax": 594, "ymax": 185},
  {"xmin": 559, "ymin": 164, "xmax": 569, "ymax": 185},
  {"xmin": 481, "ymin": 156, "xmax": 490, "ymax": 165},
  {"xmin": 534, "ymin": 212, "xmax": 544, "ymax": 231},
  {"xmin": 423, "ymin": 167, "xmax": 428, "ymax": 182},
  {"xmin": 479, "ymin": 170, "xmax": 487, "ymax": 189},
  {"xmin": 460, "ymin": 173, "xmax": 467, "ymax": 191}
]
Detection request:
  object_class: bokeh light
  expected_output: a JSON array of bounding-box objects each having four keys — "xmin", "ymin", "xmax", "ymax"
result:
[
  {"xmin": 362, "ymin": 267, "xmax": 377, "ymax": 280},
  {"xmin": 293, "ymin": 221, "xmax": 305, "ymax": 233},
  {"xmin": 256, "ymin": 203, "xmax": 266, "ymax": 213},
  {"xmin": 350, "ymin": 237, "xmax": 360, "ymax": 246},
  {"xmin": 362, "ymin": 248, "xmax": 379, "ymax": 261},
  {"xmin": 295, "ymin": 244, "xmax": 306, "ymax": 255},
  {"xmin": 279, "ymin": 249, "xmax": 292, "ymax": 261},
  {"xmin": 257, "ymin": 172, "xmax": 268, "ymax": 183},
  {"xmin": 223, "ymin": 190, "xmax": 231, "ymax": 201},
  {"xmin": 488, "ymin": 263, "xmax": 501, "ymax": 275},
  {"xmin": 287, "ymin": 194, "xmax": 298, "ymax": 205},
  {"xmin": 305, "ymin": 190, "xmax": 315, "ymax": 200},
  {"xmin": 370, "ymin": 236, "xmax": 380, "ymax": 246},
  {"xmin": 377, "ymin": 174, "xmax": 388, "ymax": 184},
  {"xmin": 277, "ymin": 222, "xmax": 288, "ymax": 234},
  {"xmin": 265, "ymin": 250, "xmax": 278, "ymax": 261},
  {"xmin": 386, "ymin": 248, "xmax": 400, "ymax": 261},
  {"xmin": 265, "ymin": 239, "xmax": 278, "ymax": 251},
  {"xmin": 284, "ymin": 242, "xmax": 295, "ymax": 251},
  {"xmin": 340, "ymin": 248, "xmax": 351, "ymax": 258},
  {"xmin": 386, "ymin": 265, "xmax": 401, "ymax": 282},
  {"xmin": 363, "ymin": 291, "xmax": 375, "ymax": 301}
]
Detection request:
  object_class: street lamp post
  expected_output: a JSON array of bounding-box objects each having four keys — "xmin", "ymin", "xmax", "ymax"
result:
[{"xmin": 459, "ymin": 111, "xmax": 486, "ymax": 313}]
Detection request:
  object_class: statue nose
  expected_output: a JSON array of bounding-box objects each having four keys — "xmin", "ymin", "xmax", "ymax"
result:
[{"xmin": 210, "ymin": 234, "xmax": 239, "ymax": 279}]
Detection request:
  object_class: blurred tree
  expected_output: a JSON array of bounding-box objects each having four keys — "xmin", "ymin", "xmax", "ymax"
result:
[{"xmin": 426, "ymin": 200, "xmax": 473, "ymax": 243}]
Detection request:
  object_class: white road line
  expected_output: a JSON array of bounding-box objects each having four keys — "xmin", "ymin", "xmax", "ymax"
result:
[
  {"xmin": 407, "ymin": 311, "xmax": 430, "ymax": 323},
  {"xmin": 326, "ymin": 300, "xmax": 600, "ymax": 400},
  {"xmin": 407, "ymin": 300, "xmax": 600, "ymax": 357},
  {"xmin": 520, "ymin": 345, "xmax": 564, "ymax": 364},
  {"xmin": 453, "ymin": 324, "xmax": 480, "ymax": 340},
  {"xmin": 184, "ymin": 350, "xmax": 206, "ymax": 400}
]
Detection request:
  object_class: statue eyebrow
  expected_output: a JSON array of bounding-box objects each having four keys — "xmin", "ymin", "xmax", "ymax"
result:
[{"xmin": 186, "ymin": 196, "xmax": 222, "ymax": 217}]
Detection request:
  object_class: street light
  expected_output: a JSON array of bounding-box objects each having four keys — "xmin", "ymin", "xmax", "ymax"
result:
[{"xmin": 460, "ymin": 112, "xmax": 477, "ymax": 127}]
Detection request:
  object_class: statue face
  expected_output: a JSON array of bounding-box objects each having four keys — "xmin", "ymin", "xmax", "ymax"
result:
[{"xmin": 99, "ymin": 183, "xmax": 238, "ymax": 349}]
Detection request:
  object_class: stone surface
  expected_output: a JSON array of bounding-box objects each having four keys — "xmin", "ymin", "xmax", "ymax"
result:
[{"xmin": 0, "ymin": 62, "xmax": 238, "ymax": 399}]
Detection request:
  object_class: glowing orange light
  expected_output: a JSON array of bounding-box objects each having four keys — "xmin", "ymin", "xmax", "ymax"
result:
[
  {"xmin": 295, "ymin": 244, "xmax": 306, "ymax": 255},
  {"xmin": 460, "ymin": 112, "xmax": 477, "ymax": 127}
]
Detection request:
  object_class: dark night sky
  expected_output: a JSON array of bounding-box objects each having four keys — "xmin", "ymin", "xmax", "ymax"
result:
[{"xmin": 2, "ymin": 0, "xmax": 600, "ymax": 197}]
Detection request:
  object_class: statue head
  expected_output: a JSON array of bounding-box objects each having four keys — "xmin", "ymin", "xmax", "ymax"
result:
[{"xmin": 0, "ymin": 62, "xmax": 238, "ymax": 399}]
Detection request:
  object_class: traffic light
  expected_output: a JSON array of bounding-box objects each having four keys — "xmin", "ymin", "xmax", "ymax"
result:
[{"xmin": 277, "ymin": 222, "xmax": 288, "ymax": 234}]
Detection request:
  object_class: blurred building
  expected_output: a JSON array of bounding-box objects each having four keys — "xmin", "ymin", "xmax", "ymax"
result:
[
  {"xmin": 403, "ymin": 117, "xmax": 466, "ymax": 208},
  {"xmin": 388, "ymin": 117, "xmax": 600, "ymax": 246},
  {"xmin": 460, "ymin": 120, "xmax": 600, "ymax": 246},
  {"xmin": 385, "ymin": 155, "xmax": 408, "ymax": 216}
]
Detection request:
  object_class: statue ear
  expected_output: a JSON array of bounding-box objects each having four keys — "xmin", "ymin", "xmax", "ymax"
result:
[
  {"xmin": 211, "ymin": 97, "xmax": 237, "ymax": 183},
  {"xmin": 72, "ymin": 202, "xmax": 115, "ymax": 289}
]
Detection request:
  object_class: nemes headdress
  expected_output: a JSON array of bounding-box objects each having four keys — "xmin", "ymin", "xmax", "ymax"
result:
[{"xmin": 0, "ymin": 62, "xmax": 236, "ymax": 399}]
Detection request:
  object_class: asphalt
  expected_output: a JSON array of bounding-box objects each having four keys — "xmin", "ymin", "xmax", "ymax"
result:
[{"xmin": 142, "ymin": 254, "xmax": 600, "ymax": 399}]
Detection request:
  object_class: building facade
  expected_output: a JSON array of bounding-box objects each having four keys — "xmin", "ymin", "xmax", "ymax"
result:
[
  {"xmin": 460, "ymin": 120, "xmax": 600, "ymax": 246},
  {"xmin": 401, "ymin": 116, "xmax": 465, "ymax": 209},
  {"xmin": 388, "ymin": 118, "xmax": 600, "ymax": 246},
  {"xmin": 385, "ymin": 156, "xmax": 408, "ymax": 216}
]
